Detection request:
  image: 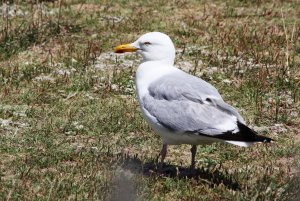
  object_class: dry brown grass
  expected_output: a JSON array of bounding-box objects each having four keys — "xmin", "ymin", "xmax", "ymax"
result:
[{"xmin": 0, "ymin": 0, "xmax": 299, "ymax": 200}]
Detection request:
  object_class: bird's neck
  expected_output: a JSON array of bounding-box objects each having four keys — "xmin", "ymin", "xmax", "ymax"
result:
[{"xmin": 141, "ymin": 58, "xmax": 174, "ymax": 66}]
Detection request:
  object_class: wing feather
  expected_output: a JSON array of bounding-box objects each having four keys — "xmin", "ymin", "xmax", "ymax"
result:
[{"xmin": 143, "ymin": 71, "xmax": 244, "ymax": 136}]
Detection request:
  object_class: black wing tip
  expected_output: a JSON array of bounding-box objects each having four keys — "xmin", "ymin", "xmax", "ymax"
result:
[
  {"xmin": 188, "ymin": 122, "xmax": 275, "ymax": 144},
  {"xmin": 235, "ymin": 121, "xmax": 274, "ymax": 143},
  {"xmin": 237, "ymin": 122, "xmax": 275, "ymax": 143}
]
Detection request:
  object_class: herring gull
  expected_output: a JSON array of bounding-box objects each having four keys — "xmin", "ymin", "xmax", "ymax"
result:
[{"xmin": 114, "ymin": 32, "xmax": 273, "ymax": 168}]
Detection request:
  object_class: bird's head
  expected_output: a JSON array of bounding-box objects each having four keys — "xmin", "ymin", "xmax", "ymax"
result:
[{"xmin": 114, "ymin": 32, "xmax": 175, "ymax": 64}]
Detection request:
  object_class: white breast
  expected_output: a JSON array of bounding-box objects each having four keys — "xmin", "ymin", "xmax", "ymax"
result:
[
  {"xmin": 135, "ymin": 61, "xmax": 177, "ymax": 100},
  {"xmin": 135, "ymin": 61, "xmax": 178, "ymax": 140}
]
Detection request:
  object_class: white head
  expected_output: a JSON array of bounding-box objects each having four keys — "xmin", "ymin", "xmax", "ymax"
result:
[{"xmin": 114, "ymin": 32, "xmax": 176, "ymax": 65}]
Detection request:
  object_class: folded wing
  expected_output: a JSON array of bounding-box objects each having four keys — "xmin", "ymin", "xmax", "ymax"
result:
[{"xmin": 143, "ymin": 71, "xmax": 272, "ymax": 144}]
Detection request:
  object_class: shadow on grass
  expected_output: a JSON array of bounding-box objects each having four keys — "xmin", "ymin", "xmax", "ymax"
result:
[
  {"xmin": 285, "ymin": 174, "xmax": 300, "ymax": 201},
  {"xmin": 117, "ymin": 153, "xmax": 241, "ymax": 191}
]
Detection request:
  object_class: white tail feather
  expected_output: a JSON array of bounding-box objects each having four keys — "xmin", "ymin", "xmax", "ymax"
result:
[{"xmin": 225, "ymin": 140, "xmax": 254, "ymax": 147}]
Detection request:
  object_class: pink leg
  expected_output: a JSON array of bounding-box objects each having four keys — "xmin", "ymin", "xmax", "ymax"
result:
[
  {"xmin": 191, "ymin": 145, "xmax": 197, "ymax": 169},
  {"xmin": 159, "ymin": 144, "xmax": 168, "ymax": 171}
]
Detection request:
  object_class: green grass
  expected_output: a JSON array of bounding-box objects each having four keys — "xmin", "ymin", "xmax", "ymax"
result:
[{"xmin": 0, "ymin": 0, "xmax": 300, "ymax": 200}]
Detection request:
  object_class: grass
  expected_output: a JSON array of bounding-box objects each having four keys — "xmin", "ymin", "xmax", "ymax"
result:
[{"xmin": 0, "ymin": 0, "xmax": 300, "ymax": 200}]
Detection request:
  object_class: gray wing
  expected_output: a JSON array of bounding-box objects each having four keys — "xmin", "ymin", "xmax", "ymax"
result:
[
  {"xmin": 148, "ymin": 71, "xmax": 223, "ymax": 102},
  {"xmin": 143, "ymin": 71, "xmax": 245, "ymax": 136}
]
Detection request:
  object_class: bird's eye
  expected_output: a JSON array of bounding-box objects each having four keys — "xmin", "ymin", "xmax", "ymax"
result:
[{"xmin": 144, "ymin": 42, "xmax": 151, "ymax": 45}]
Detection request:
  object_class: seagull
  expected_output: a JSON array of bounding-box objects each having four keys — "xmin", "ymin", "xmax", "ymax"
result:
[{"xmin": 114, "ymin": 32, "xmax": 273, "ymax": 169}]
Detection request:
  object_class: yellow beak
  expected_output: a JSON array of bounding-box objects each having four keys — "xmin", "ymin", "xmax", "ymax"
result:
[{"xmin": 114, "ymin": 43, "xmax": 138, "ymax": 53}]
